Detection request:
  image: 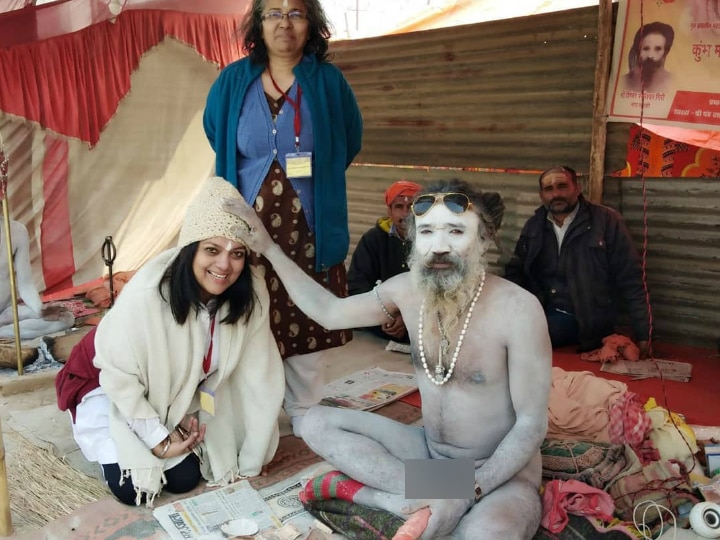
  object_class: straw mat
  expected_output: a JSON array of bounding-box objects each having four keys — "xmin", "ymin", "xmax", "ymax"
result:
[{"xmin": 4, "ymin": 430, "xmax": 108, "ymax": 535}]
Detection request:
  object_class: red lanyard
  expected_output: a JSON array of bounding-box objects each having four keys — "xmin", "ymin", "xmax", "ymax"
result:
[
  {"xmin": 202, "ymin": 316, "xmax": 216, "ymax": 375},
  {"xmin": 269, "ymin": 72, "xmax": 302, "ymax": 150}
]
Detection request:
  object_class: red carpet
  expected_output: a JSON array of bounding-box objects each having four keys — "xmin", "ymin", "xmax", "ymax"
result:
[
  {"xmin": 553, "ymin": 342, "xmax": 720, "ymax": 427},
  {"xmin": 400, "ymin": 342, "xmax": 720, "ymax": 427}
]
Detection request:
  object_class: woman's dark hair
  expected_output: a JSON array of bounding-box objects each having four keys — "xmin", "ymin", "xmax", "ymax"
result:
[
  {"xmin": 239, "ymin": 0, "xmax": 333, "ymax": 65},
  {"xmin": 158, "ymin": 242, "xmax": 256, "ymax": 325}
]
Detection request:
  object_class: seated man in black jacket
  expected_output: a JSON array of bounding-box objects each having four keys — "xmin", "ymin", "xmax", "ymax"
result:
[
  {"xmin": 347, "ymin": 180, "xmax": 422, "ymax": 344},
  {"xmin": 504, "ymin": 166, "xmax": 650, "ymax": 357}
]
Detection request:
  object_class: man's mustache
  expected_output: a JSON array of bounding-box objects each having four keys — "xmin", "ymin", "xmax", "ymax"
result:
[
  {"xmin": 424, "ymin": 254, "xmax": 458, "ymax": 267},
  {"xmin": 550, "ymin": 198, "xmax": 568, "ymax": 205},
  {"xmin": 640, "ymin": 58, "xmax": 662, "ymax": 71}
]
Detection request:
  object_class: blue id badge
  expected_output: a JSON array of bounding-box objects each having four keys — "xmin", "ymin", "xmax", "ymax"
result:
[{"xmin": 285, "ymin": 152, "xmax": 313, "ymax": 178}]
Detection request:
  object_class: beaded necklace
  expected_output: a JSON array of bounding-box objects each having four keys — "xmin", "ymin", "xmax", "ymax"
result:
[{"xmin": 418, "ymin": 271, "xmax": 486, "ymax": 386}]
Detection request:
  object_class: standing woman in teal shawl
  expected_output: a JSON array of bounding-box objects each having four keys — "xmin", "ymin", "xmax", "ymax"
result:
[{"xmin": 203, "ymin": 0, "xmax": 363, "ymax": 436}]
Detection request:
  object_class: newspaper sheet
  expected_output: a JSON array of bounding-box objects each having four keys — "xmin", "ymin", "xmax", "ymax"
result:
[
  {"xmin": 153, "ymin": 480, "xmax": 279, "ymax": 540},
  {"xmin": 258, "ymin": 461, "xmax": 334, "ymax": 530},
  {"xmin": 600, "ymin": 358, "xmax": 693, "ymax": 382},
  {"xmin": 153, "ymin": 462, "xmax": 335, "ymax": 540},
  {"xmin": 319, "ymin": 367, "xmax": 417, "ymax": 411}
]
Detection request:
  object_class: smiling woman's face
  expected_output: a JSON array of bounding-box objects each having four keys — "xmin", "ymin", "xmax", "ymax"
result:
[{"xmin": 192, "ymin": 237, "xmax": 246, "ymax": 302}]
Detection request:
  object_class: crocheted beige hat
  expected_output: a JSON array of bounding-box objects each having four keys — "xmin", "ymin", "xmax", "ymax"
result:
[{"xmin": 178, "ymin": 176, "xmax": 248, "ymax": 248}]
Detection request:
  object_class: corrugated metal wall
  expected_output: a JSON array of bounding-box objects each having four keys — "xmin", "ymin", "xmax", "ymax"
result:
[
  {"xmin": 604, "ymin": 178, "xmax": 720, "ymax": 348},
  {"xmin": 347, "ymin": 167, "xmax": 720, "ymax": 348},
  {"xmin": 332, "ymin": 5, "xmax": 630, "ymax": 172},
  {"xmin": 334, "ymin": 5, "xmax": 720, "ymax": 349}
]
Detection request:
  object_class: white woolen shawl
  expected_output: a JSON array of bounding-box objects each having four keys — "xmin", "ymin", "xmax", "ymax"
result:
[{"xmin": 94, "ymin": 248, "xmax": 284, "ymax": 503}]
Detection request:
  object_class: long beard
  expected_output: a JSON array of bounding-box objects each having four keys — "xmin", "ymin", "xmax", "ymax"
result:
[
  {"xmin": 408, "ymin": 244, "xmax": 487, "ymax": 336},
  {"xmin": 640, "ymin": 57, "xmax": 662, "ymax": 79}
]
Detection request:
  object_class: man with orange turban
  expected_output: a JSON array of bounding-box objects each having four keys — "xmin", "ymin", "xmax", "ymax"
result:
[{"xmin": 347, "ymin": 180, "xmax": 422, "ymax": 344}]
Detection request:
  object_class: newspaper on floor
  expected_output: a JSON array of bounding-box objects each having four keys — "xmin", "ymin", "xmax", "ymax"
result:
[
  {"xmin": 258, "ymin": 461, "xmax": 335, "ymax": 531},
  {"xmin": 319, "ymin": 366, "xmax": 417, "ymax": 411},
  {"xmin": 153, "ymin": 479, "xmax": 280, "ymax": 540},
  {"xmin": 153, "ymin": 462, "xmax": 335, "ymax": 540},
  {"xmin": 600, "ymin": 358, "xmax": 693, "ymax": 382}
]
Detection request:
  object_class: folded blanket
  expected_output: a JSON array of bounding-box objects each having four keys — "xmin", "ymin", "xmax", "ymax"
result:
[
  {"xmin": 548, "ymin": 368, "xmax": 627, "ymax": 443},
  {"xmin": 300, "ymin": 471, "xmax": 404, "ymax": 540},
  {"xmin": 541, "ymin": 439, "xmax": 628, "ymax": 490},
  {"xmin": 302, "ymin": 498, "xmax": 403, "ymax": 540}
]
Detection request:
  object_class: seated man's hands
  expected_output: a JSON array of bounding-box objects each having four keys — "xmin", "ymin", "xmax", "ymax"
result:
[{"xmin": 383, "ymin": 313, "xmax": 407, "ymax": 340}]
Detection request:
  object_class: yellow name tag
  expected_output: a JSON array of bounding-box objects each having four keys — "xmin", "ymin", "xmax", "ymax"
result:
[
  {"xmin": 285, "ymin": 152, "xmax": 313, "ymax": 178},
  {"xmin": 199, "ymin": 383, "xmax": 216, "ymax": 417}
]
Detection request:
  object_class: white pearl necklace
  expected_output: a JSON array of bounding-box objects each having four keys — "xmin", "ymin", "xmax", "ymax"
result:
[{"xmin": 418, "ymin": 271, "xmax": 486, "ymax": 386}]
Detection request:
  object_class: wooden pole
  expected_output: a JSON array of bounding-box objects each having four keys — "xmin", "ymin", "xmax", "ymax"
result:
[
  {"xmin": 1, "ymin": 200, "xmax": 23, "ymax": 377},
  {"xmin": 0, "ymin": 415, "xmax": 12, "ymax": 536},
  {"xmin": 0, "ymin": 135, "xmax": 23, "ymax": 376},
  {"xmin": 0, "ymin": 133, "xmax": 16, "ymax": 536},
  {"xmin": 588, "ymin": 0, "xmax": 614, "ymax": 204}
]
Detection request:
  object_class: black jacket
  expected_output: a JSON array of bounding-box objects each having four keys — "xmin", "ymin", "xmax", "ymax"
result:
[
  {"xmin": 347, "ymin": 218, "xmax": 412, "ymax": 295},
  {"xmin": 504, "ymin": 196, "xmax": 650, "ymax": 351},
  {"xmin": 347, "ymin": 218, "xmax": 412, "ymax": 343}
]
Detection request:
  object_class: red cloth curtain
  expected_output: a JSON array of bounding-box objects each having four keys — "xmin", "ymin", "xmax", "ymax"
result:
[
  {"xmin": 617, "ymin": 124, "xmax": 720, "ymax": 178},
  {"xmin": 0, "ymin": 9, "xmax": 243, "ymax": 146}
]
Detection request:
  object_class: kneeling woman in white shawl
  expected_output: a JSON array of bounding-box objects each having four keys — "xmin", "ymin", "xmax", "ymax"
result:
[{"xmin": 92, "ymin": 176, "xmax": 284, "ymax": 505}]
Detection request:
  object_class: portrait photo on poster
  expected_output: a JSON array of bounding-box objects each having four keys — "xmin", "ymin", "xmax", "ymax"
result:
[{"xmin": 606, "ymin": 0, "xmax": 720, "ymax": 131}]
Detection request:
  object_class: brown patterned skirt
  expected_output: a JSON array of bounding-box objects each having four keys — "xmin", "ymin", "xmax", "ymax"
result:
[{"xmin": 249, "ymin": 164, "xmax": 351, "ymax": 359}]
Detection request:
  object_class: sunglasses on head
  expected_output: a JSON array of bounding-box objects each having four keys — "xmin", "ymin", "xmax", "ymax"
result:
[{"xmin": 411, "ymin": 193, "xmax": 473, "ymax": 217}]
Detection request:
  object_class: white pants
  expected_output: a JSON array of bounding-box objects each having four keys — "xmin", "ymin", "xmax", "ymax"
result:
[
  {"xmin": 283, "ymin": 351, "xmax": 326, "ymax": 435},
  {"xmin": 72, "ymin": 387, "xmax": 117, "ymax": 465}
]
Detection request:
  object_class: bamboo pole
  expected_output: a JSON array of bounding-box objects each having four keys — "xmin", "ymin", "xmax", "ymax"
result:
[
  {"xmin": 588, "ymin": 0, "xmax": 614, "ymax": 204},
  {"xmin": 0, "ymin": 135, "xmax": 23, "ymax": 376},
  {"xmin": 0, "ymin": 132, "xmax": 16, "ymax": 536},
  {"xmin": 0, "ymin": 415, "xmax": 12, "ymax": 536}
]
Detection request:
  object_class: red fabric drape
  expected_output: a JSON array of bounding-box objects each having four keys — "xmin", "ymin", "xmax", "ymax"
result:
[
  {"xmin": 616, "ymin": 124, "xmax": 720, "ymax": 178},
  {"xmin": 0, "ymin": 5, "xmax": 37, "ymax": 48},
  {"xmin": 40, "ymin": 134, "xmax": 74, "ymax": 293},
  {"xmin": 0, "ymin": 9, "xmax": 243, "ymax": 146}
]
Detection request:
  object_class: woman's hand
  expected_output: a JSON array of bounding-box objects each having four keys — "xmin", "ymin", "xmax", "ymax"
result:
[
  {"xmin": 151, "ymin": 416, "xmax": 206, "ymax": 460},
  {"xmin": 221, "ymin": 197, "xmax": 273, "ymax": 255},
  {"xmin": 178, "ymin": 415, "xmax": 206, "ymax": 446},
  {"xmin": 152, "ymin": 431, "xmax": 196, "ymax": 460}
]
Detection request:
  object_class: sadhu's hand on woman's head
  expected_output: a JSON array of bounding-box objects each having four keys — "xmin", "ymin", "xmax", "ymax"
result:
[{"xmin": 221, "ymin": 197, "xmax": 272, "ymax": 254}]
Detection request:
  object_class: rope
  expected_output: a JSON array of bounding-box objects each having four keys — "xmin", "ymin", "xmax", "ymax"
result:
[{"xmin": 634, "ymin": 0, "xmax": 696, "ymax": 476}]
